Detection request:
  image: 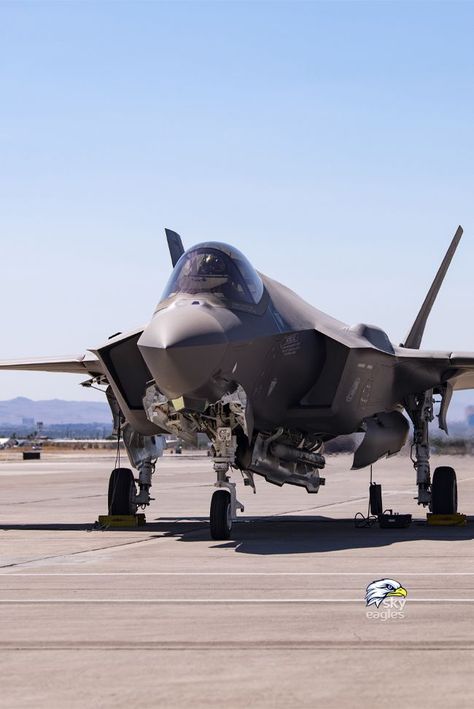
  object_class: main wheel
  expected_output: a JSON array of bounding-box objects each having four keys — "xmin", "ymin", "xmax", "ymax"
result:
[
  {"xmin": 431, "ymin": 466, "xmax": 457, "ymax": 515},
  {"xmin": 108, "ymin": 468, "xmax": 137, "ymax": 515},
  {"xmin": 210, "ymin": 490, "xmax": 232, "ymax": 540}
]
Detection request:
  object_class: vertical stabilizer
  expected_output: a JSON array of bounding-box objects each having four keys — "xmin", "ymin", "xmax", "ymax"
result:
[
  {"xmin": 165, "ymin": 229, "xmax": 185, "ymax": 267},
  {"xmin": 402, "ymin": 226, "xmax": 463, "ymax": 349}
]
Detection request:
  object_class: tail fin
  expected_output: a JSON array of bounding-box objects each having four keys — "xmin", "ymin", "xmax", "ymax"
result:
[
  {"xmin": 402, "ymin": 225, "xmax": 463, "ymax": 349},
  {"xmin": 165, "ymin": 228, "xmax": 185, "ymax": 267}
]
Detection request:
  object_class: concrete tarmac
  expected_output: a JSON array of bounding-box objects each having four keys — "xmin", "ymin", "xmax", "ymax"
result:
[{"xmin": 1, "ymin": 450, "xmax": 474, "ymax": 708}]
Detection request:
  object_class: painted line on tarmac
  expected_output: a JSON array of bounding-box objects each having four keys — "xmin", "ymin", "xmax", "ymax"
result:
[
  {"xmin": 0, "ymin": 598, "xmax": 474, "ymax": 603},
  {"xmin": 2, "ymin": 641, "xmax": 474, "ymax": 651},
  {"xmin": 2, "ymin": 571, "xmax": 474, "ymax": 577}
]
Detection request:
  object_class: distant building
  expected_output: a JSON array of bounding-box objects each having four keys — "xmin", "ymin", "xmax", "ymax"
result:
[{"xmin": 0, "ymin": 437, "xmax": 18, "ymax": 449}]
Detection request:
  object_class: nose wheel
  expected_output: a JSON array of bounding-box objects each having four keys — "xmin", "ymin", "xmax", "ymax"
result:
[
  {"xmin": 210, "ymin": 489, "xmax": 232, "ymax": 540},
  {"xmin": 209, "ymin": 481, "xmax": 244, "ymax": 540}
]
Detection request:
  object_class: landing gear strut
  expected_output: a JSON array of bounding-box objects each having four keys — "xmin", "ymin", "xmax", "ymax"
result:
[
  {"xmin": 407, "ymin": 390, "xmax": 434, "ymax": 507},
  {"xmin": 110, "ymin": 425, "xmax": 164, "ymax": 513},
  {"xmin": 407, "ymin": 389, "xmax": 458, "ymax": 513},
  {"xmin": 210, "ymin": 427, "xmax": 244, "ymax": 540},
  {"xmin": 105, "ymin": 388, "xmax": 164, "ymax": 514}
]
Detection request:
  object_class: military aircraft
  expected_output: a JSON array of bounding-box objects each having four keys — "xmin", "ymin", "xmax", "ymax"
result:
[{"xmin": 1, "ymin": 226, "xmax": 471, "ymax": 538}]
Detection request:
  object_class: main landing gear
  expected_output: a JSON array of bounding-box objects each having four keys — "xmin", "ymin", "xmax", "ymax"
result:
[
  {"xmin": 107, "ymin": 424, "xmax": 164, "ymax": 517},
  {"xmin": 104, "ymin": 386, "xmax": 164, "ymax": 517},
  {"xmin": 407, "ymin": 390, "xmax": 458, "ymax": 515},
  {"xmin": 431, "ymin": 466, "xmax": 457, "ymax": 515},
  {"xmin": 108, "ymin": 468, "xmax": 137, "ymax": 515}
]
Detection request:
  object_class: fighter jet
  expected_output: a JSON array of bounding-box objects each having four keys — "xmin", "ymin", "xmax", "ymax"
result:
[{"xmin": 1, "ymin": 226, "xmax": 471, "ymax": 538}]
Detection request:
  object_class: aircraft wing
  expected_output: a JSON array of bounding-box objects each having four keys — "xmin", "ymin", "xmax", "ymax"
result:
[
  {"xmin": 0, "ymin": 354, "xmax": 104, "ymax": 376},
  {"xmin": 444, "ymin": 353, "xmax": 474, "ymax": 391},
  {"xmin": 395, "ymin": 348, "xmax": 474, "ymax": 398}
]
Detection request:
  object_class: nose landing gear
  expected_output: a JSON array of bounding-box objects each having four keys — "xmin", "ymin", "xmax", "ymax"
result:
[
  {"xmin": 209, "ymin": 427, "xmax": 244, "ymax": 540},
  {"xmin": 106, "ymin": 425, "xmax": 164, "ymax": 517}
]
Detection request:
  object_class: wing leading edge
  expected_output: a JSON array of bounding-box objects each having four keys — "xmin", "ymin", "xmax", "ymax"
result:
[{"xmin": 0, "ymin": 355, "xmax": 104, "ymax": 376}]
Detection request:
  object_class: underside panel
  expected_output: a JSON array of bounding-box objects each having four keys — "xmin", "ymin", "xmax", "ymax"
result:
[{"xmin": 449, "ymin": 370, "xmax": 474, "ymax": 391}]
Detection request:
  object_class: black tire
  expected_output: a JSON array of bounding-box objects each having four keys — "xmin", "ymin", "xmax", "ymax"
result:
[
  {"xmin": 210, "ymin": 490, "xmax": 232, "ymax": 540},
  {"xmin": 431, "ymin": 466, "xmax": 457, "ymax": 515},
  {"xmin": 108, "ymin": 468, "xmax": 136, "ymax": 515}
]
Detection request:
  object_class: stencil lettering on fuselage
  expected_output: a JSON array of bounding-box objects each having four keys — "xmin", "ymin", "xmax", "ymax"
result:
[
  {"xmin": 280, "ymin": 333, "xmax": 301, "ymax": 356},
  {"xmin": 345, "ymin": 377, "xmax": 361, "ymax": 403}
]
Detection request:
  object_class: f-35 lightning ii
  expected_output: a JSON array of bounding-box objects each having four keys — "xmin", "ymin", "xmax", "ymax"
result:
[{"xmin": 1, "ymin": 226, "xmax": 471, "ymax": 538}]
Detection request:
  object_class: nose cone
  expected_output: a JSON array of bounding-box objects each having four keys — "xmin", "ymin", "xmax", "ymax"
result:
[{"xmin": 138, "ymin": 303, "xmax": 232, "ymax": 400}]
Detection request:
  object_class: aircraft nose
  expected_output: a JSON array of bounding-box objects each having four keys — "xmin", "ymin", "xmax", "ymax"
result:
[{"xmin": 138, "ymin": 303, "xmax": 230, "ymax": 400}]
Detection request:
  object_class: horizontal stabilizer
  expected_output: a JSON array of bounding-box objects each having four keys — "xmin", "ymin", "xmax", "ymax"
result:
[
  {"xmin": 165, "ymin": 228, "xmax": 185, "ymax": 267},
  {"xmin": 402, "ymin": 226, "xmax": 463, "ymax": 349},
  {"xmin": 0, "ymin": 354, "xmax": 103, "ymax": 375}
]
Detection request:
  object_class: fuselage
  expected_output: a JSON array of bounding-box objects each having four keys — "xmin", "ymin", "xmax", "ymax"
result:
[
  {"xmin": 97, "ymin": 241, "xmax": 454, "ymax": 444},
  {"xmin": 135, "ymin": 241, "xmax": 431, "ymax": 438}
]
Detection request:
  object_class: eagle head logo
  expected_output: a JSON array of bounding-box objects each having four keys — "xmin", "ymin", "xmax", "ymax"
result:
[{"xmin": 365, "ymin": 578, "xmax": 407, "ymax": 607}]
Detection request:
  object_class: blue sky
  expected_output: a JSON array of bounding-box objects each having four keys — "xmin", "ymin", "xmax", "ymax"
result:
[{"xmin": 0, "ymin": 0, "xmax": 473, "ymax": 402}]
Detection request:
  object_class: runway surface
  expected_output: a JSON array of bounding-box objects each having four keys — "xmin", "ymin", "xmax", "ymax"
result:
[{"xmin": 1, "ymin": 450, "xmax": 474, "ymax": 708}]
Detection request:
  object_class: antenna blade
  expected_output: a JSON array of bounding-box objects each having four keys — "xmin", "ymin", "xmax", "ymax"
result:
[
  {"xmin": 165, "ymin": 228, "xmax": 185, "ymax": 267},
  {"xmin": 403, "ymin": 225, "xmax": 463, "ymax": 349}
]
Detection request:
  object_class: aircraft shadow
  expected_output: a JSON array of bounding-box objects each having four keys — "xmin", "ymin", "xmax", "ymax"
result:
[
  {"xmin": 3, "ymin": 516, "xmax": 474, "ymax": 556},
  {"xmin": 175, "ymin": 515, "xmax": 474, "ymax": 554},
  {"xmin": 0, "ymin": 520, "xmax": 208, "ymax": 534},
  {"xmin": 1, "ymin": 523, "xmax": 99, "ymax": 532}
]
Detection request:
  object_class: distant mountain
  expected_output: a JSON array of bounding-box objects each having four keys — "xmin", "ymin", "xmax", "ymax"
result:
[
  {"xmin": 0, "ymin": 397, "xmax": 112, "ymax": 425},
  {"xmin": 0, "ymin": 390, "xmax": 472, "ymax": 428}
]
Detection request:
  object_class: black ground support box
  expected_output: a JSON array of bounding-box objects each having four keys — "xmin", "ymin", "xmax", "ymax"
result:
[
  {"xmin": 369, "ymin": 483, "xmax": 383, "ymax": 515},
  {"xmin": 23, "ymin": 451, "xmax": 41, "ymax": 460},
  {"xmin": 378, "ymin": 512, "xmax": 412, "ymax": 529}
]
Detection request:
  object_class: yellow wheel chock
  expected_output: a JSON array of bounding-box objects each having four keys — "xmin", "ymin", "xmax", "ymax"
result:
[
  {"xmin": 97, "ymin": 513, "xmax": 146, "ymax": 528},
  {"xmin": 426, "ymin": 513, "xmax": 467, "ymax": 526}
]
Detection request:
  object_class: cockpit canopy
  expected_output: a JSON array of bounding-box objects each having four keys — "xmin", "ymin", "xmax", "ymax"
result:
[{"xmin": 161, "ymin": 242, "xmax": 264, "ymax": 307}]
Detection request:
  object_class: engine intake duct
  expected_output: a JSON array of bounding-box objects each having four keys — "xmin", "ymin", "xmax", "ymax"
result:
[{"xmin": 269, "ymin": 442, "xmax": 325, "ymax": 469}]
